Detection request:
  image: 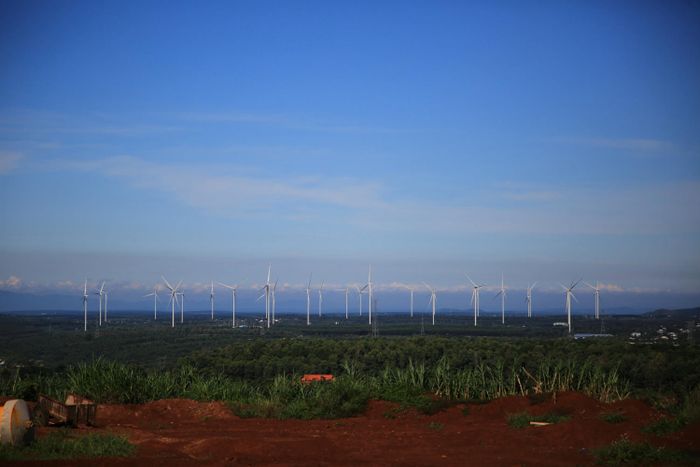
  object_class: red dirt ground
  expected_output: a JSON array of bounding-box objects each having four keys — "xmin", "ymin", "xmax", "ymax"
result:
[{"xmin": 9, "ymin": 392, "xmax": 700, "ymax": 466}]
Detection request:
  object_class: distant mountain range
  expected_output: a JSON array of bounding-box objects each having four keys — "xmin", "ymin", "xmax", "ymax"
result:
[
  {"xmin": 0, "ymin": 289, "xmax": 80, "ymax": 311},
  {"xmin": 1, "ymin": 288, "xmax": 697, "ymax": 316},
  {"xmin": 643, "ymin": 307, "xmax": 700, "ymax": 320}
]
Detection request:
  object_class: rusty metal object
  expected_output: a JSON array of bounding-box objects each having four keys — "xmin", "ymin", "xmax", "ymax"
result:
[
  {"xmin": 37, "ymin": 394, "xmax": 97, "ymax": 427},
  {"xmin": 0, "ymin": 399, "xmax": 34, "ymax": 446}
]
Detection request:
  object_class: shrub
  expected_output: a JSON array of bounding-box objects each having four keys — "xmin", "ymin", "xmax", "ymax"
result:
[
  {"xmin": 600, "ymin": 411, "xmax": 626, "ymax": 424},
  {"xmin": 0, "ymin": 430, "xmax": 134, "ymax": 461},
  {"xmin": 594, "ymin": 437, "xmax": 688, "ymax": 465}
]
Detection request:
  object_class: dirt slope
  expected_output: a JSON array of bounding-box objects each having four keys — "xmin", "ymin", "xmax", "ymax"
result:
[{"xmin": 10, "ymin": 392, "xmax": 700, "ymax": 466}]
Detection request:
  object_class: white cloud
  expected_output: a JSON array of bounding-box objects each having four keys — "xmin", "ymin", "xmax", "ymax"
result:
[{"xmin": 0, "ymin": 275, "xmax": 23, "ymax": 288}]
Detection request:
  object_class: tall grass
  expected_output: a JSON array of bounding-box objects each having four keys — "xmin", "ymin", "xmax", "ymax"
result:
[{"xmin": 1, "ymin": 357, "xmax": 631, "ymax": 419}]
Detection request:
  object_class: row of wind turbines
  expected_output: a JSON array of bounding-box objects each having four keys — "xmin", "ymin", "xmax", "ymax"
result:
[{"xmin": 80, "ymin": 266, "xmax": 604, "ymax": 335}]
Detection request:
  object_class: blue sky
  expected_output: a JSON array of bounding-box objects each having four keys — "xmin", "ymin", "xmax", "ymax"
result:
[{"xmin": 0, "ymin": 1, "xmax": 699, "ymax": 307}]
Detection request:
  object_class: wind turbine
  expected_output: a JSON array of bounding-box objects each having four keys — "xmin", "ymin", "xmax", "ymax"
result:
[
  {"xmin": 585, "ymin": 281, "xmax": 601, "ymax": 319},
  {"xmin": 355, "ymin": 284, "xmax": 366, "ymax": 316},
  {"xmin": 271, "ymin": 279, "xmax": 278, "ymax": 324},
  {"xmin": 344, "ymin": 286, "xmax": 350, "ymax": 320},
  {"xmin": 162, "ymin": 276, "xmax": 182, "ymax": 328},
  {"xmin": 144, "ymin": 285, "xmax": 160, "ymax": 320},
  {"xmin": 367, "ymin": 265, "xmax": 374, "ymax": 325},
  {"xmin": 209, "ymin": 281, "xmax": 215, "ymax": 320},
  {"xmin": 305, "ymin": 273, "xmax": 312, "ymax": 326},
  {"xmin": 467, "ymin": 276, "xmax": 484, "ymax": 326},
  {"xmin": 218, "ymin": 282, "xmax": 240, "ymax": 328},
  {"xmin": 94, "ymin": 282, "xmax": 105, "ymax": 327},
  {"xmin": 561, "ymin": 279, "xmax": 581, "ymax": 334},
  {"xmin": 82, "ymin": 280, "xmax": 88, "ymax": 332},
  {"xmin": 494, "ymin": 273, "xmax": 507, "ymax": 324},
  {"xmin": 318, "ymin": 281, "xmax": 324, "ymax": 317},
  {"xmin": 178, "ymin": 289, "xmax": 185, "ymax": 323},
  {"xmin": 257, "ymin": 264, "xmax": 272, "ymax": 328},
  {"xmin": 526, "ymin": 282, "xmax": 537, "ymax": 318},
  {"xmin": 423, "ymin": 282, "xmax": 437, "ymax": 325}
]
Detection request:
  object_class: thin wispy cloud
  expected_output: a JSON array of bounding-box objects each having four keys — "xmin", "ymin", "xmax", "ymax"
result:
[
  {"xmin": 0, "ymin": 109, "xmax": 181, "ymax": 137},
  {"xmin": 556, "ymin": 137, "xmax": 676, "ymax": 153},
  {"xmin": 171, "ymin": 111, "xmax": 407, "ymax": 134},
  {"xmin": 42, "ymin": 155, "xmax": 700, "ymax": 237},
  {"xmin": 0, "ymin": 151, "xmax": 22, "ymax": 174},
  {"xmin": 54, "ymin": 155, "xmax": 385, "ymax": 217}
]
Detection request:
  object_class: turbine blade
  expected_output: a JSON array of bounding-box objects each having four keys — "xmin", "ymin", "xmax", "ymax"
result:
[{"xmin": 162, "ymin": 275, "xmax": 173, "ymax": 290}]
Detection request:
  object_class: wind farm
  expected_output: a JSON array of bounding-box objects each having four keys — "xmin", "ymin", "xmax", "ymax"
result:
[
  {"xmin": 0, "ymin": 0, "xmax": 698, "ymax": 465},
  {"xmin": 59, "ymin": 266, "xmax": 651, "ymax": 340}
]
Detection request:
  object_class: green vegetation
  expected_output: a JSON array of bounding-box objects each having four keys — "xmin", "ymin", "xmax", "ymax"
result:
[
  {"xmin": 600, "ymin": 411, "xmax": 627, "ymax": 424},
  {"xmin": 643, "ymin": 385, "xmax": 700, "ymax": 435},
  {"xmin": 0, "ymin": 313, "xmax": 698, "ymax": 421},
  {"xmin": 0, "ymin": 355, "xmax": 633, "ymax": 419},
  {"xmin": 507, "ymin": 411, "xmax": 571, "ymax": 428},
  {"xmin": 231, "ymin": 374, "xmax": 370, "ymax": 419},
  {"xmin": 0, "ymin": 430, "xmax": 134, "ymax": 461},
  {"xmin": 594, "ymin": 437, "xmax": 689, "ymax": 465}
]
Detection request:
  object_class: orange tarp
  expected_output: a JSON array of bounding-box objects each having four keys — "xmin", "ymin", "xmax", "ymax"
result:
[{"xmin": 301, "ymin": 374, "xmax": 334, "ymax": 383}]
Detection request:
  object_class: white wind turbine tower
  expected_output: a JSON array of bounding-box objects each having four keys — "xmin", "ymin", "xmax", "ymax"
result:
[
  {"xmin": 585, "ymin": 281, "xmax": 601, "ymax": 319},
  {"xmin": 218, "ymin": 282, "xmax": 240, "ymax": 328},
  {"xmin": 355, "ymin": 284, "xmax": 366, "ymax": 317},
  {"xmin": 209, "ymin": 281, "xmax": 215, "ymax": 320},
  {"xmin": 423, "ymin": 282, "xmax": 437, "ymax": 325},
  {"xmin": 271, "ymin": 279, "xmax": 278, "ymax": 324},
  {"xmin": 561, "ymin": 279, "xmax": 581, "ymax": 334},
  {"xmin": 367, "ymin": 265, "xmax": 374, "ymax": 325},
  {"xmin": 94, "ymin": 282, "xmax": 105, "ymax": 327},
  {"xmin": 305, "ymin": 273, "xmax": 312, "ymax": 326},
  {"xmin": 318, "ymin": 281, "xmax": 325, "ymax": 317},
  {"xmin": 144, "ymin": 285, "xmax": 160, "ymax": 320},
  {"xmin": 257, "ymin": 264, "xmax": 272, "ymax": 328},
  {"xmin": 494, "ymin": 273, "xmax": 507, "ymax": 324},
  {"xmin": 344, "ymin": 287, "xmax": 350, "ymax": 320},
  {"xmin": 162, "ymin": 276, "xmax": 182, "ymax": 328},
  {"xmin": 178, "ymin": 289, "xmax": 185, "ymax": 323},
  {"xmin": 82, "ymin": 280, "xmax": 88, "ymax": 332},
  {"xmin": 526, "ymin": 282, "xmax": 537, "ymax": 318},
  {"xmin": 467, "ymin": 276, "xmax": 484, "ymax": 327}
]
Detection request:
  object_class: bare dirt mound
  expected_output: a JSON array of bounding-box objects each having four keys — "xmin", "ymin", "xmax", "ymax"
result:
[{"xmin": 8, "ymin": 393, "xmax": 699, "ymax": 466}]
